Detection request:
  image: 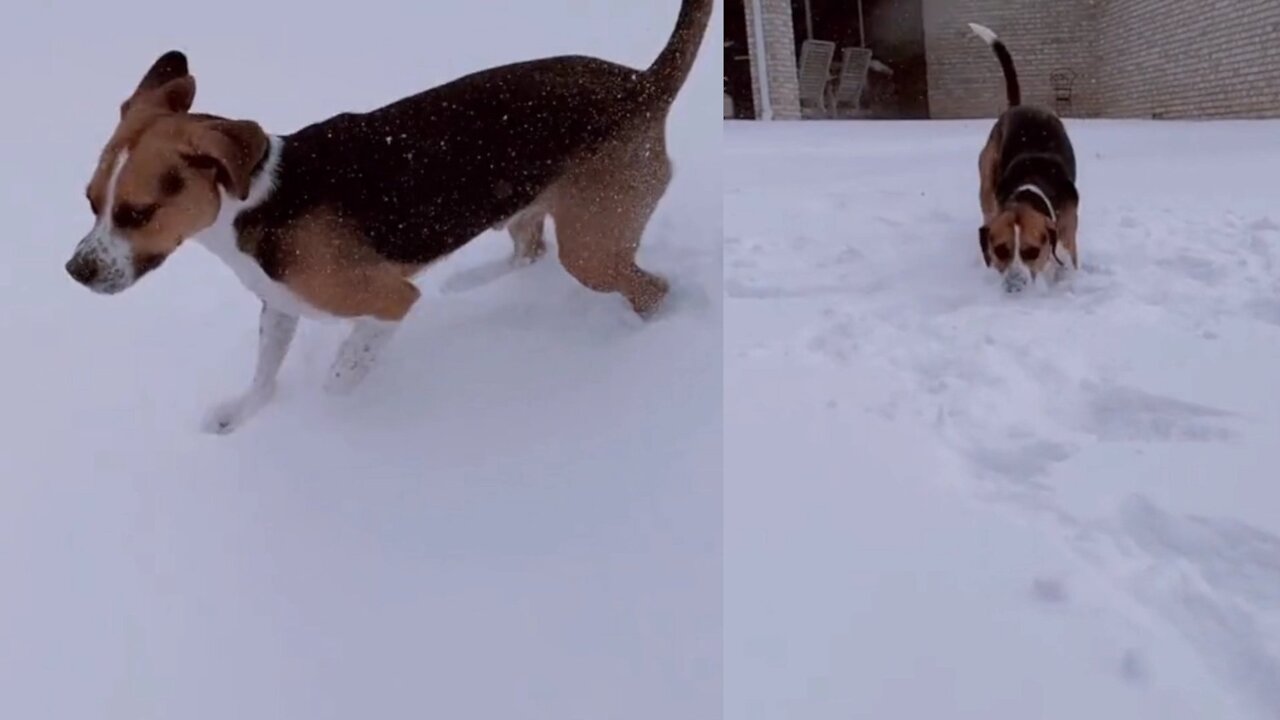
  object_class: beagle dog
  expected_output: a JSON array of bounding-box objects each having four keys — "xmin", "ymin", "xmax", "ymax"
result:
[
  {"xmin": 65, "ymin": 0, "xmax": 711, "ymax": 434},
  {"xmin": 969, "ymin": 22, "xmax": 1080, "ymax": 293}
]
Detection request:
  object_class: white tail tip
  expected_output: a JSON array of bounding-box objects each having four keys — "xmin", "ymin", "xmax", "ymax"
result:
[{"xmin": 968, "ymin": 22, "xmax": 999, "ymax": 45}]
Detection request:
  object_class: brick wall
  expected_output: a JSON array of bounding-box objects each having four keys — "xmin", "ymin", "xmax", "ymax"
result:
[
  {"xmin": 1096, "ymin": 0, "xmax": 1280, "ymax": 119},
  {"xmin": 743, "ymin": 0, "xmax": 802, "ymax": 119},
  {"xmin": 741, "ymin": 0, "xmax": 1280, "ymax": 121},
  {"xmin": 922, "ymin": 0, "xmax": 1101, "ymax": 118}
]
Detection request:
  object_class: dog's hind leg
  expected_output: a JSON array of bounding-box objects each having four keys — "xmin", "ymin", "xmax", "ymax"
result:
[{"xmin": 551, "ymin": 126, "xmax": 671, "ymax": 318}]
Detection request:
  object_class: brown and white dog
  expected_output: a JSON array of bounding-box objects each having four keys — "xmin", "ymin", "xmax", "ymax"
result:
[
  {"xmin": 969, "ymin": 22, "xmax": 1080, "ymax": 293},
  {"xmin": 64, "ymin": 0, "xmax": 711, "ymax": 434}
]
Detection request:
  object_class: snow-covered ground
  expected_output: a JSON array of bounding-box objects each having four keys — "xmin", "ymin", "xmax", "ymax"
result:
[
  {"xmin": 725, "ymin": 119, "xmax": 1280, "ymax": 719},
  {"xmin": 0, "ymin": 3, "xmax": 720, "ymax": 718}
]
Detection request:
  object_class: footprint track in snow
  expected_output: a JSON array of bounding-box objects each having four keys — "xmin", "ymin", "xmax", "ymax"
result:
[
  {"xmin": 1079, "ymin": 382, "xmax": 1238, "ymax": 444},
  {"xmin": 1116, "ymin": 496, "xmax": 1280, "ymax": 712}
]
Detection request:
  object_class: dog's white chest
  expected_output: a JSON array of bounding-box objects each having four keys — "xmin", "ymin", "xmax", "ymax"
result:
[
  {"xmin": 192, "ymin": 135, "xmax": 334, "ymax": 320},
  {"xmin": 194, "ymin": 229, "xmax": 329, "ymax": 319}
]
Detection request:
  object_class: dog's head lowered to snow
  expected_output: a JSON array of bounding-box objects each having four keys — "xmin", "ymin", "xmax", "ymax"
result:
[
  {"xmin": 66, "ymin": 51, "xmax": 268, "ymax": 294},
  {"xmin": 980, "ymin": 202, "xmax": 1058, "ymax": 287}
]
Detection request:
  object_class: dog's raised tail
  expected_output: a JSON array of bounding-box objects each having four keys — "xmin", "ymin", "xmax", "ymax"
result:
[
  {"xmin": 644, "ymin": 0, "xmax": 713, "ymax": 105},
  {"xmin": 968, "ymin": 22, "xmax": 1021, "ymax": 107}
]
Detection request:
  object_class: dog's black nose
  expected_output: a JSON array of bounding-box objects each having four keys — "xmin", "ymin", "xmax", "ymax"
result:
[{"xmin": 66, "ymin": 255, "xmax": 99, "ymax": 285}]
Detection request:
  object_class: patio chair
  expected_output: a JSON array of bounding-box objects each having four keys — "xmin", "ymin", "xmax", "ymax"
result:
[
  {"xmin": 797, "ymin": 39, "xmax": 836, "ymax": 118},
  {"xmin": 830, "ymin": 47, "xmax": 873, "ymax": 118},
  {"xmin": 1052, "ymin": 68, "xmax": 1077, "ymax": 115}
]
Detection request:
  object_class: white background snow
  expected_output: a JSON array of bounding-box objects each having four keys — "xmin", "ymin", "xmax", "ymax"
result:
[
  {"xmin": 0, "ymin": 2, "xmax": 720, "ymax": 718},
  {"xmin": 725, "ymin": 119, "xmax": 1280, "ymax": 720}
]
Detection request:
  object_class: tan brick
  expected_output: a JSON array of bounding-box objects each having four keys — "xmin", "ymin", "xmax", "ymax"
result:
[
  {"xmin": 922, "ymin": 0, "xmax": 1102, "ymax": 118},
  {"xmin": 1096, "ymin": 0, "xmax": 1280, "ymax": 118}
]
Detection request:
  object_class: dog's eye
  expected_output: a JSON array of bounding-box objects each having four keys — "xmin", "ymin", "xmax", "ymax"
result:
[
  {"xmin": 113, "ymin": 203, "xmax": 158, "ymax": 229},
  {"xmin": 159, "ymin": 168, "xmax": 186, "ymax": 197},
  {"xmin": 992, "ymin": 244, "xmax": 1013, "ymax": 262},
  {"xmin": 1020, "ymin": 246, "xmax": 1041, "ymax": 262}
]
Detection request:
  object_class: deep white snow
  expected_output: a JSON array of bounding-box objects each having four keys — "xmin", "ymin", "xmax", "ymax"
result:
[
  {"xmin": 725, "ymin": 119, "xmax": 1280, "ymax": 720},
  {"xmin": 0, "ymin": 2, "xmax": 720, "ymax": 718}
]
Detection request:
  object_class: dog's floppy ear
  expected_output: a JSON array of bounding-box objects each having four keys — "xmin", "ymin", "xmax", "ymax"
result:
[
  {"xmin": 121, "ymin": 50, "xmax": 196, "ymax": 117},
  {"xmin": 1047, "ymin": 226, "xmax": 1065, "ymax": 266},
  {"xmin": 183, "ymin": 119, "xmax": 269, "ymax": 200},
  {"xmin": 979, "ymin": 226, "xmax": 992, "ymax": 267},
  {"xmin": 136, "ymin": 50, "xmax": 189, "ymax": 94}
]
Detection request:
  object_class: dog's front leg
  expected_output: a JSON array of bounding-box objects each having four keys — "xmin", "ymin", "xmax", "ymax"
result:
[{"xmin": 202, "ymin": 304, "xmax": 299, "ymax": 434}]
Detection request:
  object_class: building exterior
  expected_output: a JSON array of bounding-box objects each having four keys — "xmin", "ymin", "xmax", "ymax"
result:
[
  {"xmin": 727, "ymin": 0, "xmax": 1280, "ymax": 120},
  {"xmin": 728, "ymin": 0, "xmax": 803, "ymax": 119}
]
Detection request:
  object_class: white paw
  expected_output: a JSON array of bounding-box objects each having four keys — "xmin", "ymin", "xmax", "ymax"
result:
[{"xmin": 201, "ymin": 390, "xmax": 270, "ymax": 435}]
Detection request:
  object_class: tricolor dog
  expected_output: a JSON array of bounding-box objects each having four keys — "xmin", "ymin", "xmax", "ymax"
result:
[
  {"xmin": 969, "ymin": 22, "xmax": 1080, "ymax": 293},
  {"xmin": 64, "ymin": 0, "xmax": 711, "ymax": 434}
]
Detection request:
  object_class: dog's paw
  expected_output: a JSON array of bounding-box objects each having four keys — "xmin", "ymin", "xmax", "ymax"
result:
[
  {"xmin": 202, "ymin": 399, "xmax": 252, "ymax": 435},
  {"xmin": 510, "ymin": 253, "xmax": 538, "ymax": 269},
  {"xmin": 323, "ymin": 367, "xmax": 370, "ymax": 395},
  {"xmin": 1048, "ymin": 263, "xmax": 1074, "ymax": 288},
  {"xmin": 628, "ymin": 273, "xmax": 671, "ymax": 320},
  {"xmin": 511, "ymin": 242, "xmax": 546, "ymax": 267},
  {"xmin": 201, "ymin": 386, "xmax": 274, "ymax": 435}
]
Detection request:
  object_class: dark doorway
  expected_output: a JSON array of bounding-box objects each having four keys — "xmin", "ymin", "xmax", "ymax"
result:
[
  {"xmin": 785, "ymin": 0, "xmax": 929, "ymax": 119},
  {"xmin": 725, "ymin": 0, "xmax": 757, "ymax": 119},
  {"xmin": 790, "ymin": 0, "xmax": 864, "ymax": 54},
  {"xmin": 861, "ymin": 0, "xmax": 929, "ymax": 118}
]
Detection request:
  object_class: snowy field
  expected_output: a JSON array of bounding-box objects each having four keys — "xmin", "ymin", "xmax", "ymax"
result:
[
  {"xmin": 0, "ymin": 2, "xmax": 720, "ymax": 718},
  {"xmin": 725, "ymin": 120, "xmax": 1280, "ymax": 719}
]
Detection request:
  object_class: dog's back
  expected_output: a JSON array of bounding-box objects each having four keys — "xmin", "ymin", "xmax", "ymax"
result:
[
  {"xmin": 254, "ymin": 0, "xmax": 713, "ymax": 268},
  {"xmin": 969, "ymin": 23, "xmax": 1075, "ymax": 181},
  {"xmin": 998, "ymin": 106, "xmax": 1076, "ymax": 181},
  {"xmin": 263, "ymin": 57, "xmax": 650, "ymax": 265}
]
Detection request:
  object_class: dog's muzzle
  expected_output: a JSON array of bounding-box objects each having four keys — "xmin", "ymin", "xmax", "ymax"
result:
[
  {"xmin": 1003, "ymin": 266, "xmax": 1030, "ymax": 293},
  {"xmin": 65, "ymin": 253, "xmax": 100, "ymax": 286},
  {"xmin": 66, "ymin": 229, "xmax": 135, "ymax": 295}
]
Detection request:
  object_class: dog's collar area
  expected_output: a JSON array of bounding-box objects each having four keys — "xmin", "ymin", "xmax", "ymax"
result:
[
  {"xmin": 1012, "ymin": 182, "xmax": 1065, "ymax": 268},
  {"xmin": 1012, "ymin": 183, "xmax": 1056, "ymax": 223}
]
